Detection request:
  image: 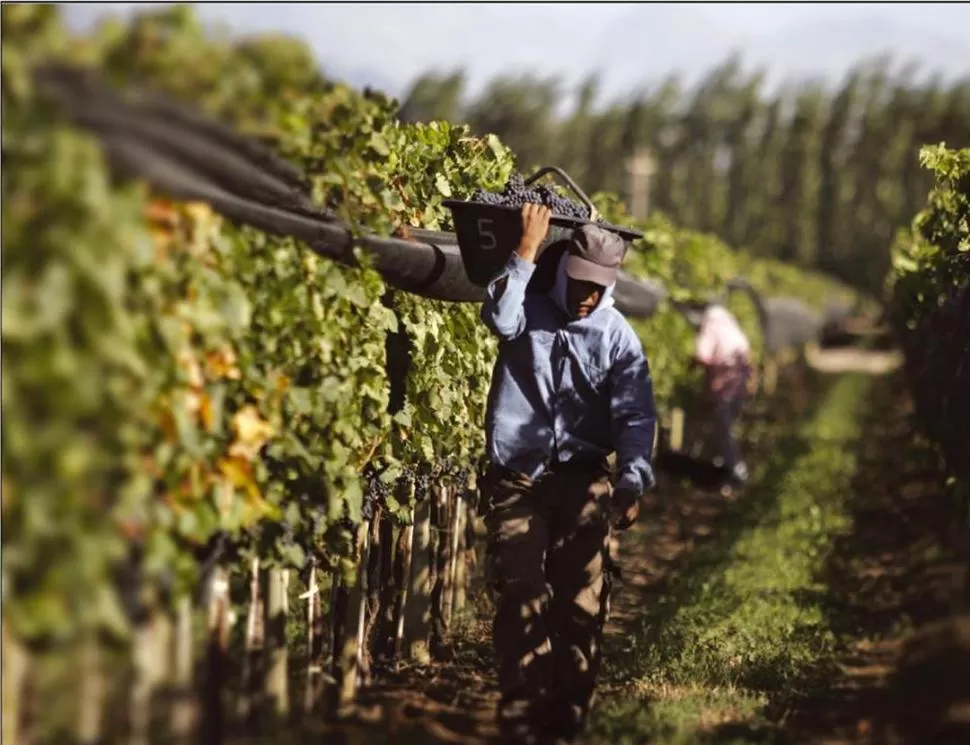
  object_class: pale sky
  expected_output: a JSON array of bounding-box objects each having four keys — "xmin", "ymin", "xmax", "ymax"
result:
[{"xmin": 63, "ymin": 3, "xmax": 970, "ymax": 100}]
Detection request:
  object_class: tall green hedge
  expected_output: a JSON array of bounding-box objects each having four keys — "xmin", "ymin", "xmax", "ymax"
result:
[{"xmin": 888, "ymin": 144, "xmax": 970, "ymax": 486}]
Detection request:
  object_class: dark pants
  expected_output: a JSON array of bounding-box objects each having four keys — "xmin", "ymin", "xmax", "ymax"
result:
[
  {"xmin": 711, "ymin": 393, "xmax": 748, "ymax": 486},
  {"xmin": 482, "ymin": 459, "xmax": 613, "ymax": 744}
]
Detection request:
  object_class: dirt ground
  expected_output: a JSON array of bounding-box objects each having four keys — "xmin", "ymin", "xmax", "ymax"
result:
[
  {"xmin": 805, "ymin": 347, "xmax": 903, "ymax": 376},
  {"xmin": 780, "ymin": 383, "xmax": 969, "ymax": 745}
]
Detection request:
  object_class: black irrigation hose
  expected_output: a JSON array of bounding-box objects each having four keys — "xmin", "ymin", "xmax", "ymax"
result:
[
  {"xmin": 35, "ymin": 65, "xmax": 669, "ymax": 315},
  {"xmin": 725, "ymin": 277, "xmax": 825, "ymax": 352},
  {"xmin": 36, "ymin": 65, "xmax": 313, "ymax": 202}
]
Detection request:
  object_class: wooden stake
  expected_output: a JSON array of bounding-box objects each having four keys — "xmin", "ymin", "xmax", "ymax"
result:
[
  {"xmin": 307, "ymin": 564, "xmax": 317, "ymax": 657},
  {"xmin": 310, "ymin": 561, "xmax": 327, "ymax": 676},
  {"xmin": 360, "ymin": 510, "xmax": 383, "ymax": 683},
  {"xmin": 352, "ymin": 524, "xmax": 372, "ymax": 690},
  {"xmin": 2, "ymin": 623, "xmax": 29, "ymax": 745},
  {"xmin": 764, "ymin": 357, "xmax": 779, "ymax": 397},
  {"xmin": 130, "ymin": 620, "xmax": 155, "ymax": 745},
  {"xmin": 200, "ymin": 567, "xmax": 230, "ymax": 745},
  {"xmin": 671, "ymin": 407, "xmax": 686, "ymax": 452},
  {"xmin": 626, "ymin": 147, "xmax": 656, "ymax": 220},
  {"xmin": 238, "ymin": 557, "xmax": 260, "ymax": 723},
  {"xmin": 171, "ymin": 595, "xmax": 196, "ymax": 745},
  {"xmin": 157, "ymin": 611, "xmax": 174, "ymax": 683},
  {"xmin": 451, "ymin": 494, "xmax": 469, "ymax": 619},
  {"xmin": 264, "ymin": 567, "xmax": 289, "ymax": 719},
  {"xmin": 376, "ymin": 514, "xmax": 397, "ymax": 661},
  {"xmin": 393, "ymin": 510, "xmax": 415, "ymax": 660},
  {"xmin": 446, "ymin": 491, "xmax": 464, "ymax": 626},
  {"xmin": 404, "ymin": 497, "xmax": 432, "ymax": 663},
  {"xmin": 76, "ymin": 634, "xmax": 105, "ymax": 744},
  {"xmin": 430, "ymin": 486, "xmax": 452, "ymax": 656},
  {"xmin": 327, "ymin": 574, "xmax": 348, "ymax": 713},
  {"xmin": 302, "ymin": 561, "xmax": 319, "ymax": 714},
  {"xmin": 336, "ymin": 521, "xmax": 371, "ymax": 711}
]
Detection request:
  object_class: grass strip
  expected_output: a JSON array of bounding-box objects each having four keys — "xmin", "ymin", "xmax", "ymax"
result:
[{"xmin": 589, "ymin": 373, "xmax": 874, "ymax": 745}]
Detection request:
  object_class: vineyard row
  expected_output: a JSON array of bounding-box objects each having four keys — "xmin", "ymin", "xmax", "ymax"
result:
[{"xmin": 8, "ymin": 6, "xmax": 967, "ymax": 743}]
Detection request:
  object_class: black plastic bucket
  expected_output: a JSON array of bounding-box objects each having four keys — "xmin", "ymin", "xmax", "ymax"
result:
[{"xmin": 443, "ymin": 166, "xmax": 643, "ymax": 287}]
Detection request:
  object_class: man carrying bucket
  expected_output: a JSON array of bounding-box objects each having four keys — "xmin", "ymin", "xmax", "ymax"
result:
[{"xmin": 479, "ymin": 204, "xmax": 657, "ymax": 744}]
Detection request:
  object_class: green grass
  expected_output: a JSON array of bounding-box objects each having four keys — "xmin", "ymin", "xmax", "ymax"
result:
[{"xmin": 588, "ymin": 373, "xmax": 874, "ymax": 744}]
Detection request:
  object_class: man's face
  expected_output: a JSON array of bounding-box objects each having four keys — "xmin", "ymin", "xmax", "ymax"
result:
[{"xmin": 566, "ymin": 277, "xmax": 604, "ymax": 319}]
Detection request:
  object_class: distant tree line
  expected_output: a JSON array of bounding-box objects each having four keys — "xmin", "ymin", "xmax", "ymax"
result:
[{"xmin": 398, "ymin": 55, "xmax": 970, "ymax": 295}]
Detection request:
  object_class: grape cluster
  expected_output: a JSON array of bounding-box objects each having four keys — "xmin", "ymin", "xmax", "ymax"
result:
[
  {"xmin": 364, "ymin": 473, "xmax": 393, "ymax": 502},
  {"xmin": 362, "ymin": 494, "xmax": 376, "ymax": 522},
  {"xmin": 453, "ymin": 466, "xmax": 472, "ymax": 491},
  {"xmin": 413, "ymin": 468, "xmax": 434, "ymax": 502},
  {"xmin": 399, "ymin": 462, "xmax": 438, "ymax": 502},
  {"xmin": 472, "ymin": 173, "xmax": 595, "ymax": 221},
  {"xmin": 363, "ymin": 465, "xmax": 397, "ymax": 520}
]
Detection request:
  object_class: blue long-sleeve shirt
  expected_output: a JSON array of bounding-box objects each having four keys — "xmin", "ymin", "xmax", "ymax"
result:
[{"xmin": 481, "ymin": 251, "xmax": 657, "ymax": 494}]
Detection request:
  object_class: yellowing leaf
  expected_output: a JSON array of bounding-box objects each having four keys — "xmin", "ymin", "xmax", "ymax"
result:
[
  {"xmin": 158, "ymin": 406, "xmax": 178, "ymax": 443},
  {"xmin": 182, "ymin": 389, "xmax": 203, "ymax": 420},
  {"xmin": 146, "ymin": 199, "xmax": 178, "ymax": 227},
  {"xmin": 218, "ymin": 455, "xmax": 254, "ymax": 489},
  {"xmin": 205, "ymin": 347, "xmax": 241, "ymax": 381},
  {"xmin": 214, "ymin": 478, "xmax": 234, "ymax": 518},
  {"xmin": 199, "ymin": 391, "xmax": 216, "ymax": 433},
  {"xmin": 216, "ymin": 456, "xmax": 276, "ymax": 520},
  {"xmin": 176, "ymin": 348, "xmax": 204, "ymax": 390},
  {"xmin": 149, "ymin": 226, "xmax": 174, "ymax": 261},
  {"xmin": 228, "ymin": 405, "xmax": 275, "ymax": 461},
  {"xmin": 183, "ymin": 201, "xmax": 213, "ymax": 224}
]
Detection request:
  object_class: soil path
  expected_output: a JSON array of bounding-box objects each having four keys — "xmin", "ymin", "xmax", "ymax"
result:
[{"xmin": 805, "ymin": 346, "xmax": 903, "ymax": 376}]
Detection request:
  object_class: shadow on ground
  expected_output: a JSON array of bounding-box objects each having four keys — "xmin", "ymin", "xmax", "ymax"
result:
[{"xmin": 770, "ymin": 374, "xmax": 969, "ymax": 745}]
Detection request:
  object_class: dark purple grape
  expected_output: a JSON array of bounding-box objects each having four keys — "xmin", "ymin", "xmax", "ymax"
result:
[{"xmin": 472, "ymin": 173, "xmax": 598, "ymax": 221}]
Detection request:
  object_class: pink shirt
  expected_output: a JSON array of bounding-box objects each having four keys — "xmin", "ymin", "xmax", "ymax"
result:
[{"xmin": 695, "ymin": 306, "xmax": 751, "ymax": 398}]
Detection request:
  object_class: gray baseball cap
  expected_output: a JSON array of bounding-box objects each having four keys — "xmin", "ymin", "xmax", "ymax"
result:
[{"xmin": 565, "ymin": 224, "xmax": 625, "ymax": 287}]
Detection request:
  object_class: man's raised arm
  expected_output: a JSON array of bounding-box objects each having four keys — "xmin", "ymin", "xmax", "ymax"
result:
[{"xmin": 480, "ymin": 204, "xmax": 551, "ymax": 341}]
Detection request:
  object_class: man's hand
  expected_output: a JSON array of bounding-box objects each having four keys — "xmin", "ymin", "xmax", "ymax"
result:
[
  {"xmin": 610, "ymin": 486, "xmax": 640, "ymax": 531},
  {"xmin": 515, "ymin": 203, "xmax": 552, "ymax": 263}
]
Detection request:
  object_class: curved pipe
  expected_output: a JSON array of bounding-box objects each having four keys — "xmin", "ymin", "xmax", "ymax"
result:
[
  {"xmin": 35, "ymin": 65, "xmax": 322, "ymax": 218},
  {"xmin": 726, "ymin": 277, "xmax": 822, "ymax": 354},
  {"xmin": 36, "ymin": 65, "xmax": 667, "ymax": 316}
]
